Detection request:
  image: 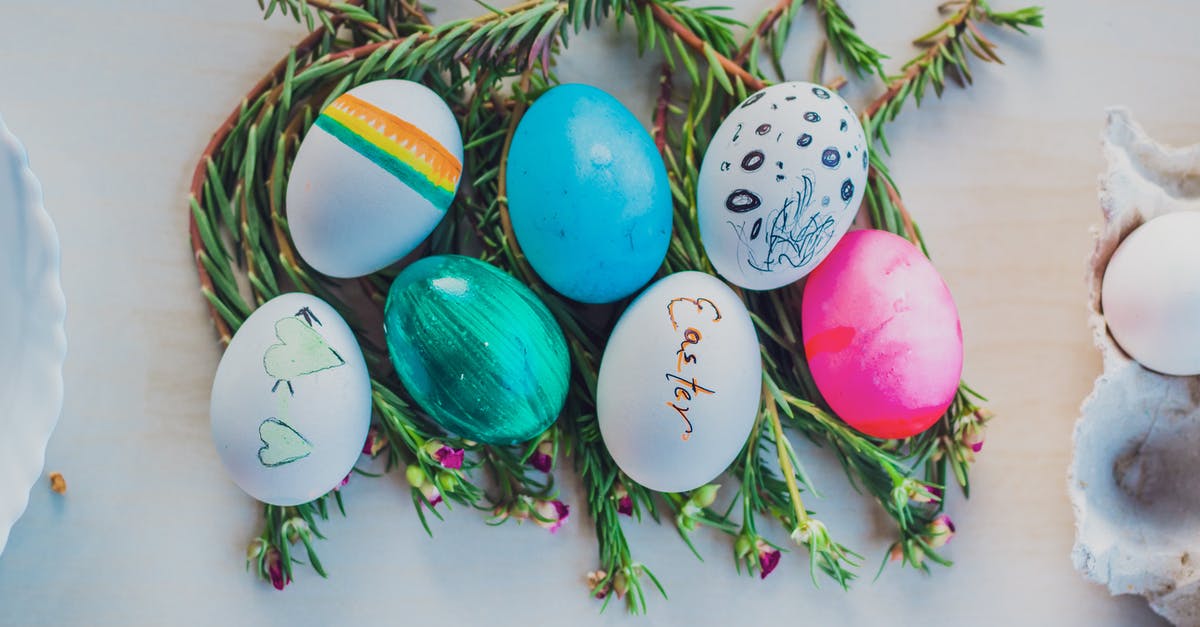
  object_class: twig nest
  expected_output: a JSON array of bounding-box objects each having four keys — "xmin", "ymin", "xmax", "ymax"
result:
[{"xmin": 1072, "ymin": 108, "xmax": 1200, "ymax": 625}]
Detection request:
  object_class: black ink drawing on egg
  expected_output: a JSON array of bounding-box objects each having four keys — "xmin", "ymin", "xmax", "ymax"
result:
[
  {"xmin": 776, "ymin": 174, "xmax": 785, "ymax": 182},
  {"xmin": 821, "ymin": 148, "xmax": 841, "ymax": 168},
  {"xmin": 840, "ymin": 119, "xmax": 848, "ymax": 132},
  {"xmin": 750, "ymin": 218, "xmax": 762, "ymax": 240},
  {"xmin": 741, "ymin": 151, "xmax": 764, "ymax": 171},
  {"xmin": 740, "ymin": 91, "xmax": 765, "ymax": 109},
  {"xmin": 822, "ymin": 196, "xmax": 830, "ymax": 207},
  {"xmin": 732, "ymin": 123, "xmax": 743, "ymax": 142},
  {"xmin": 756, "ymin": 124, "xmax": 771, "ymax": 135},
  {"xmin": 841, "ymin": 178, "xmax": 854, "ymax": 201},
  {"xmin": 862, "ymin": 151, "xmax": 868, "ymax": 170},
  {"xmin": 720, "ymin": 161, "xmax": 731, "ymax": 172},
  {"xmin": 797, "ymin": 133, "xmax": 813, "ymax": 148},
  {"xmin": 726, "ymin": 189, "xmax": 762, "ymax": 213},
  {"xmin": 732, "ymin": 174, "xmax": 836, "ymax": 273},
  {"xmin": 804, "ymin": 112, "xmax": 821, "ymax": 123},
  {"xmin": 812, "ymin": 86, "xmax": 831, "ymax": 99},
  {"xmin": 785, "ymin": 95, "xmax": 796, "ymax": 101}
]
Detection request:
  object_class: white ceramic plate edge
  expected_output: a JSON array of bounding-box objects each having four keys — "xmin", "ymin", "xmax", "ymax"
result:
[{"xmin": 0, "ymin": 113, "xmax": 67, "ymax": 557}]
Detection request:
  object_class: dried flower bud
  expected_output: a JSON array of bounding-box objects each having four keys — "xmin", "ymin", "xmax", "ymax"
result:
[{"xmin": 586, "ymin": 570, "xmax": 609, "ymax": 599}]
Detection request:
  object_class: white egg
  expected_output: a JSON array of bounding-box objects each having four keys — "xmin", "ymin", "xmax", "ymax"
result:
[
  {"xmin": 287, "ymin": 79, "xmax": 464, "ymax": 278},
  {"xmin": 597, "ymin": 271, "xmax": 762, "ymax": 493},
  {"xmin": 698, "ymin": 82, "xmax": 868, "ymax": 291},
  {"xmin": 1102, "ymin": 211, "xmax": 1200, "ymax": 375},
  {"xmin": 210, "ymin": 293, "xmax": 371, "ymax": 506}
]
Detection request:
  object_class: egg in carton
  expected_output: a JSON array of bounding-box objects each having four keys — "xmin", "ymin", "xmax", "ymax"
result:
[{"xmin": 1072, "ymin": 108, "xmax": 1200, "ymax": 625}]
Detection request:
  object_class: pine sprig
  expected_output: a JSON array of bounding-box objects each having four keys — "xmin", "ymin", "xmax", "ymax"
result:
[{"xmin": 191, "ymin": 0, "xmax": 1042, "ymax": 610}]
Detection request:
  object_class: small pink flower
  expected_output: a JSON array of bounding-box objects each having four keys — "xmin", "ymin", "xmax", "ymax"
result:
[
  {"xmin": 362, "ymin": 426, "xmax": 387, "ymax": 457},
  {"xmin": 529, "ymin": 440, "xmax": 554, "ymax": 472},
  {"xmin": 756, "ymin": 540, "xmax": 780, "ymax": 579},
  {"xmin": 335, "ymin": 473, "xmax": 351, "ymax": 490},
  {"xmin": 530, "ymin": 451, "xmax": 552, "ymax": 473},
  {"xmin": 926, "ymin": 513, "xmax": 956, "ymax": 549},
  {"xmin": 420, "ymin": 483, "xmax": 442, "ymax": 507},
  {"xmin": 434, "ymin": 446, "xmax": 464, "ymax": 470},
  {"xmin": 963, "ymin": 423, "xmax": 985, "ymax": 453},
  {"xmin": 266, "ymin": 547, "xmax": 290, "ymax": 591},
  {"xmin": 535, "ymin": 499, "xmax": 570, "ymax": 533},
  {"xmin": 613, "ymin": 484, "xmax": 633, "ymax": 517}
]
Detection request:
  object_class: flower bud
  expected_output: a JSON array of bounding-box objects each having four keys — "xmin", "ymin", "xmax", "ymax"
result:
[
  {"xmin": 246, "ymin": 537, "xmax": 268, "ymax": 563},
  {"xmin": 612, "ymin": 571, "xmax": 628, "ymax": 599},
  {"xmin": 962, "ymin": 422, "xmax": 985, "ymax": 454},
  {"xmin": 405, "ymin": 464, "xmax": 426, "ymax": 488},
  {"xmin": 734, "ymin": 534, "xmax": 753, "ymax": 559},
  {"xmin": 925, "ymin": 513, "xmax": 956, "ymax": 549},
  {"xmin": 265, "ymin": 547, "xmax": 290, "ymax": 591},
  {"xmin": 434, "ymin": 470, "xmax": 457, "ymax": 494},
  {"xmin": 690, "ymin": 484, "xmax": 720, "ymax": 509}
]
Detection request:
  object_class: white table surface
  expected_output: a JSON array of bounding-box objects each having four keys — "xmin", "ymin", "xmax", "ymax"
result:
[{"xmin": 1, "ymin": 0, "xmax": 1196, "ymax": 624}]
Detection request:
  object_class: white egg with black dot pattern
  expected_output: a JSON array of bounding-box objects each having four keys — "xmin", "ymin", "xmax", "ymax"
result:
[{"xmin": 697, "ymin": 81, "xmax": 868, "ymax": 291}]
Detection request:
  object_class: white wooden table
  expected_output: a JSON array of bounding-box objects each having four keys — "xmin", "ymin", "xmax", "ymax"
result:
[{"xmin": 1, "ymin": 1, "xmax": 1195, "ymax": 624}]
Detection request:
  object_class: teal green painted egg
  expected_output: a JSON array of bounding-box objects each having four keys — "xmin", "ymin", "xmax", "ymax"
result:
[{"xmin": 384, "ymin": 255, "xmax": 570, "ymax": 445}]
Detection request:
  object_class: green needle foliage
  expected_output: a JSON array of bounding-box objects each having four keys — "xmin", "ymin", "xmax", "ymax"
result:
[{"xmin": 195, "ymin": 0, "xmax": 1041, "ymax": 612}]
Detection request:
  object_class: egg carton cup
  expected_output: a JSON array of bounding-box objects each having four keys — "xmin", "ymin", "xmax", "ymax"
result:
[{"xmin": 1071, "ymin": 108, "xmax": 1200, "ymax": 625}]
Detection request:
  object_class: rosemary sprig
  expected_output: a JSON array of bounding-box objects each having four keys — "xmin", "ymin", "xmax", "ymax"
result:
[
  {"xmin": 814, "ymin": 0, "xmax": 887, "ymax": 79},
  {"xmin": 192, "ymin": 0, "xmax": 1042, "ymax": 610}
]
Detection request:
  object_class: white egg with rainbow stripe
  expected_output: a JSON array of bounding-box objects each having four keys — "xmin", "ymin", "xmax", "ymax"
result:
[{"xmin": 287, "ymin": 79, "xmax": 464, "ymax": 278}]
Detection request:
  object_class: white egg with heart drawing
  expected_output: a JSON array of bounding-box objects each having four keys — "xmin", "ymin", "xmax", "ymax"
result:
[{"xmin": 210, "ymin": 293, "xmax": 371, "ymax": 506}]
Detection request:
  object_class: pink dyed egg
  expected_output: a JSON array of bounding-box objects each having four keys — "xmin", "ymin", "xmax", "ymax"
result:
[{"xmin": 801, "ymin": 229, "xmax": 963, "ymax": 439}]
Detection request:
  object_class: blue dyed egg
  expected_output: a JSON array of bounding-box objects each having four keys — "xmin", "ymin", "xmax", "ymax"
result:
[{"xmin": 505, "ymin": 84, "xmax": 673, "ymax": 304}]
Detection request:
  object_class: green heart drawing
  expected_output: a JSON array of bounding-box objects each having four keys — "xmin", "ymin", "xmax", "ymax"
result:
[
  {"xmin": 263, "ymin": 316, "xmax": 345, "ymax": 382},
  {"xmin": 257, "ymin": 418, "xmax": 312, "ymax": 467}
]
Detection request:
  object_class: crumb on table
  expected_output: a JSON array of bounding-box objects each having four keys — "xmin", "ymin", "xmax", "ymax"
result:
[{"xmin": 48, "ymin": 472, "xmax": 66, "ymax": 494}]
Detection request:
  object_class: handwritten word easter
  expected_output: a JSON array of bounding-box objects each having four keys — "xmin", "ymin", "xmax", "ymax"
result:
[{"xmin": 664, "ymin": 297, "xmax": 722, "ymax": 441}]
